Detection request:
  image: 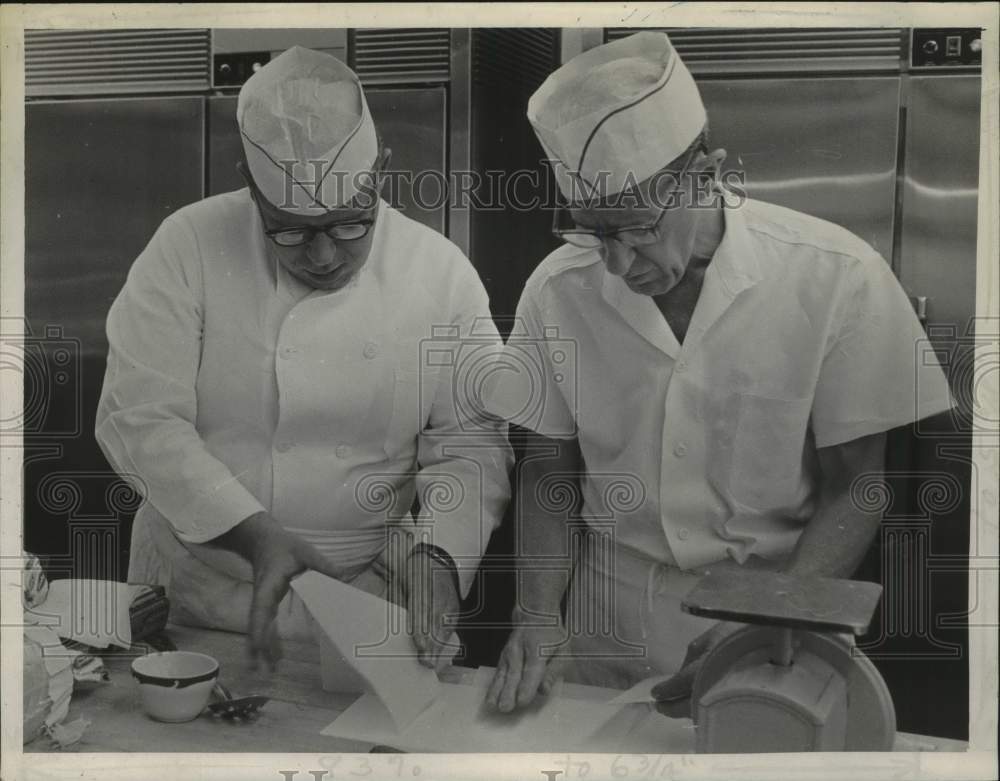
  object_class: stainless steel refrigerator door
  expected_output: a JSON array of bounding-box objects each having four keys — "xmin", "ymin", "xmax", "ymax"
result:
[
  {"xmin": 697, "ymin": 76, "xmax": 902, "ymax": 260},
  {"xmin": 862, "ymin": 74, "xmax": 981, "ymax": 742},
  {"xmin": 26, "ymin": 97, "xmax": 205, "ymax": 357},
  {"xmin": 23, "ymin": 96, "xmax": 205, "ymax": 572},
  {"xmin": 897, "ymin": 75, "xmax": 981, "ymax": 347},
  {"xmin": 365, "ymin": 87, "xmax": 447, "ymax": 234},
  {"xmin": 208, "ymin": 88, "xmax": 447, "ymax": 233}
]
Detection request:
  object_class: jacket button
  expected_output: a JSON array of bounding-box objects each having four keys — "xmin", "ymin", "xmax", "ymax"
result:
[
  {"xmin": 675, "ymin": 360, "xmax": 688, "ymax": 373},
  {"xmin": 678, "ymin": 528, "xmax": 690, "ymax": 540},
  {"xmin": 363, "ymin": 342, "xmax": 379, "ymax": 359},
  {"xmin": 673, "ymin": 442, "xmax": 688, "ymax": 458},
  {"xmin": 336, "ymin": 445, "xmax": 352, "ymax": 459},
  {"xmin": 275, "ymin": 442, "xmax": 293, "ymax": 453}
]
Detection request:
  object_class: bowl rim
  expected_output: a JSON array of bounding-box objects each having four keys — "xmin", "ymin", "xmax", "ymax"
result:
[{"xmin": 131, "ymin": 650, "xmax": 219, "ymax": 689}]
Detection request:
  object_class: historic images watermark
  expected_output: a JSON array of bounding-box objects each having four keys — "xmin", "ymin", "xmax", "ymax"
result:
[{"xmin": 270, "ymin": 162, "xmax": 749, "ymax": 213}]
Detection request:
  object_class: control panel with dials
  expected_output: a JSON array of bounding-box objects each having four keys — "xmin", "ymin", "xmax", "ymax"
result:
[{"xmin": 912, "ymin": 29, "xmax": 982, "ymax": 69}]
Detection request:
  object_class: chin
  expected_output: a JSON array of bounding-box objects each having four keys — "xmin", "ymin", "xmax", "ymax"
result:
[{"xmin": 626, "ymin": 277, "xmax": 675, "ymax": 297}]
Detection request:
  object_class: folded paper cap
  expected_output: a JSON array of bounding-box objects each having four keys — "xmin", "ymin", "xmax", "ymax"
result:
[
  {"xmin": 528, "ymin": 31, "xmax": 706, "ymax": 202},
  {"xmin": 237, "ymin": 46, "xmax": 378, "ymax": 215}
]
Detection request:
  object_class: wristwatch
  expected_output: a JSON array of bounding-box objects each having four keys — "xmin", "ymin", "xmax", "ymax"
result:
[{"xmin": 407, "ymin": 542, "xmax": 461, "ymax": 598}]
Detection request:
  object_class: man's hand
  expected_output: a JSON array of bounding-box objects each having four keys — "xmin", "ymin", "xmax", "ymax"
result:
[
  {"xmin": 211, "ymin": 511, "xmax": 349, "ymax": 670},
  {"xmin": 405, "ymin": 549, "xmax": 461, "ymax": 670},
  {"xmin": 485, "ymin": 613, "xmax": 568, "ymax": 713},
  {"xmin": 651, "ymin": 620, "xmax": 743, "ymax": 718}
]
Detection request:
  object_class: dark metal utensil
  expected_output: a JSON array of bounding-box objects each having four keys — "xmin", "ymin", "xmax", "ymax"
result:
[{"xmin": 207, "ymin": 682, "xmax": 269, "ymax": 721}]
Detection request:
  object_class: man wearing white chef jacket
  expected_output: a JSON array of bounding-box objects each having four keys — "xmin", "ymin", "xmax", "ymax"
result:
[
  {"xmin": 96, "ymin": 46, "xmax": 512, "ymax": 669},
  {"xmin": 484, "ymin": 31, "xmax": 954, "ymax": 712}
]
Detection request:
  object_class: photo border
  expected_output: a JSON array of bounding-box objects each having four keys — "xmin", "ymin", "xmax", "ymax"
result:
[{"xmin": 2, "ymin": 3, "xmax": 996, "ymax": 780}]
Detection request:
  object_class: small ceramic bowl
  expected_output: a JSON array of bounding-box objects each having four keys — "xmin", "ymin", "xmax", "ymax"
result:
[{"xmin": 131, "ymin": 651, "xmax": 219, "ymax": 722}]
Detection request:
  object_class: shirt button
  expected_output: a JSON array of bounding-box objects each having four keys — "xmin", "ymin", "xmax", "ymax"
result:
[
  {"xmin": 275, "ymin": 442, "xmax": 293, "ymax": 453},
  {"xmin": 336, "ymin": 444, "xmax": 352, "ymax": 459},
  {"xmin": 675, "ymin": 360, "xmax": 688, "ymax": 373},
  {"xmin": 363, "ymin": 342, "xmax": 379, "ymax": 359},
  {"xmin": 673, "ymin": 442, "xmax": 688, "ymax": 458},
  {"xmin": 678, "ymin": 528, "xmax": 690, "ymax": 540}
]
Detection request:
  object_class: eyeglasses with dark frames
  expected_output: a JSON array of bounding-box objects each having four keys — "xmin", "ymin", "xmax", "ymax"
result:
[
  {"xmin": 552, "ymin": 143, "xmax": 706, "ymax": 249},
  {"xmin": 237, "ymin": 159, "xmax": 381, "ymax": 247}
]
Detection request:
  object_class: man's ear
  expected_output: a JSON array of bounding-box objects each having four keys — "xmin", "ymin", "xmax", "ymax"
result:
[
  {"xmin": 376, "ymin": 147, "xmax": 392, "ymax": 195},
  {"xmin": 237, "ymin": 161, "xmax": 262, "ymax": 207},
  {"xmin": 705, "ymin": 147, "xmax": 727, "ymax": 178}
]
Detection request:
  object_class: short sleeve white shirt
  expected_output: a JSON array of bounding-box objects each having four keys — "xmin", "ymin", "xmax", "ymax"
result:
[{"xmin": 488, "ymin": 198, "xmax": 954, "ymax": 570}]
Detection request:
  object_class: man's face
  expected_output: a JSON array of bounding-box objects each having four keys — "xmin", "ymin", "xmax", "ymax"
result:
[
  {"xmin": 255, "ymin": 196, "xmax": 378, "ymax": 291},
  {"xmin": 244, "ymin": 150, "xmax": 389, "ymax": 292},
  {"xmin": 568, "ymin": 149, "xmax": 718, "ymax": 297}
]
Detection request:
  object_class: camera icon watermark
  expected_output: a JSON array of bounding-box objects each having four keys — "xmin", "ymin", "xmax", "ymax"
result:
[
  {"xmin": 421, "ymin": 316, "xmax": 578, "ymax": 437},
  {"xmin": 915, "ymin": 319, "xmax": 999, "ymax": 439},
  {"xmin": 1, "ymin": 318, "xmax": 82, "ymax": 440},
  {"xmin": 418, "ymin": 319, "xmax": 504, "ymax": 434}
]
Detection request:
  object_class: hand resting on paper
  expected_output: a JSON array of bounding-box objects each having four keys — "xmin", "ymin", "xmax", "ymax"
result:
[{"xmin": 485, "ymin": 610, "xmax": 569, "ymax": 713}]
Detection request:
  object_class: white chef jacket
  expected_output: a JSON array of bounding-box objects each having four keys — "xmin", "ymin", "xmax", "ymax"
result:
[
  {"xmin": 488, "ymin": 197, "xmax": 954, "ymax": 572},
  {"xmin": 97, "ymin": 191, "xmax": 512, "ymax": 597}
]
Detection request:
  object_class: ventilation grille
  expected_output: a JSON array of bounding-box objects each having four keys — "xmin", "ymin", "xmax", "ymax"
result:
[
  {"xmin": 473, "ymin": 29, "xmax": 559, "ymax": 95},
  {"xmin": 350, "ymin": 29, "xmax": 450, "ymax": 85},
  {"xmin": 25, "ymin": 28, "xmax": 211, "ymax": 97},
  {"xmin": 604, "ymin": 28, "xmax": 905, "ymax": 74}
]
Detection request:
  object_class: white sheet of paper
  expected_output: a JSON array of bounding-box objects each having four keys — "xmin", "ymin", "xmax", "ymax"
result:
[
  {"xmin": 323, "ymin": 681, "xmax": 605, "ymax": 751},
  {"xmin": 291, "ymin": 571, "xmax": 440, "ymax": 730},
  {"xmin": 321, "ymin": 669, "xmax": 696, "ymax": 753},
  {"xmin": 24, "ymin": 579, "xmax": 134, "ymax": 648}
]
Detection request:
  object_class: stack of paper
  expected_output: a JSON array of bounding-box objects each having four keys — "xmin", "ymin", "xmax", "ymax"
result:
[
  {"xmin": 24, "ymin": 579, "xmax": 136, "ymax": 649},
  {"xmin": 324, "ymin": 667, "xmax": 644, "ymax": 752},
  {"xmin": 293, "ymin": 571, "xmax": 697, "ymax": 752}
]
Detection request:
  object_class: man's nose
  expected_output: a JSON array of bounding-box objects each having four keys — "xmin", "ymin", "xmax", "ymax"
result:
[
  {"xmin": 601, "ymin": 238, "xmax": 634, "ymax": 276},
  {"xmin": 305, "ymin": 233, "xmax": 338, "ymax": 267}
]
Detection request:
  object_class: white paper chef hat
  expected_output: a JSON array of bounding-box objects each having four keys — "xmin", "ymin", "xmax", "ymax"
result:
[
  {"xmin": 237, "ymin": 46, "xmax": 378, "ymax": 214},
  {"xmin": 528, "ymin": 31, "xmax": 706, "ymax": 202}
]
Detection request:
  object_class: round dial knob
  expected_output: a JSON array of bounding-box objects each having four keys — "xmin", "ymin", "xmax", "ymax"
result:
[
  {"xmin": 922, "ymin": 39, "xmax": 940, "ymax": 54},
  {"xmin": 969, "ymin": 39, "xmax": 982, "ymax": 53}
]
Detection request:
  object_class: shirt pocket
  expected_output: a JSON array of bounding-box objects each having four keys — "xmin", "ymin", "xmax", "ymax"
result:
[{"xmin": 724, "ymin": 392, "xmax": 812, "ymax": 510}]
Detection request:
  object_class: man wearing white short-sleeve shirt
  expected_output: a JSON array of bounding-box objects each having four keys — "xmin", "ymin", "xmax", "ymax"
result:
[{"xmin": 484, "ymin": 31, "xmax": 953, "ymax": 713}]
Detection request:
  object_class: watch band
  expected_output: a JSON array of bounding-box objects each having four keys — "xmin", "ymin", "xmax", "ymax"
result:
[{"xmin": 408, "ymin": 542, "xmax": 461, "ymax": 598}]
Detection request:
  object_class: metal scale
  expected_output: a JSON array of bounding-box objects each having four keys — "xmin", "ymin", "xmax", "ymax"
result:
[{"xmin": 681, "ymin": 570, "xmax": 896, "ymax": 752}]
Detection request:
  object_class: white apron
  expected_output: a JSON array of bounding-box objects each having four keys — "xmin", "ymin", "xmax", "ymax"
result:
[
  {"xmin": 129, "ymin": 505, "xmax": 406, "ymax": 641},
  {"xmin": 562, "ymin": 533, "xmax": 716, "ymax": 690}
]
